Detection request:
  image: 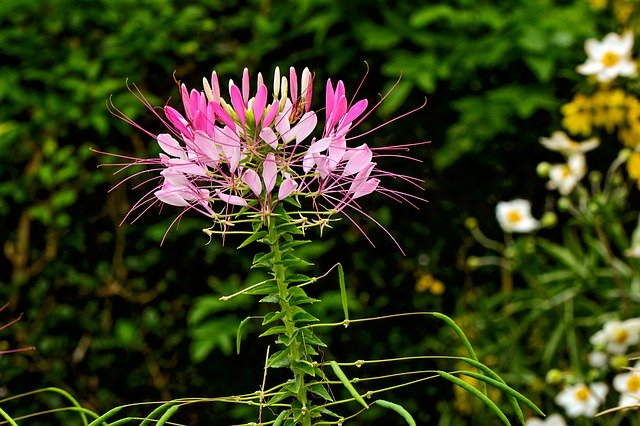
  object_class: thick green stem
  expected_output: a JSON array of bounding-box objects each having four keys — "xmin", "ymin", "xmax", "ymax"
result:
[{"xmin": 268, "ymin": 218, "xmax": 311, "ymax": 426}]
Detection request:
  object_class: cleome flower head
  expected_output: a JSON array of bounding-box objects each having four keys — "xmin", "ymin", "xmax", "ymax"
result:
[
  {"xmin": 104, "ymin": 67, "xmax": 425, "ymax": 246},
  {"xmin": 577, "ymin": 31, "xmax": 637, "ymax": 83}
]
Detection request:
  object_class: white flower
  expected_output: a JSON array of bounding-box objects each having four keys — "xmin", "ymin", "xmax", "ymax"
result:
[
  {"xmin": 588, "ymin": 350, "xmax": 608, "ymax": 369},
  {"xmin": 546, "ymin": 154, "xmax": 586, "ymax": 195},
  {"xmin": 539, "ymin": 131, "xmax": 600, "ymax": 157},
  {"xmin": 525, "ymin": 413, "xmax": 567, "ymax": 426},
  {"xmin": 590, "ymin": 319, "xmax": 640, "ymax": 354},
  {"xmin": 613, "ymin": 362, "xmax": 640, "ymax": 407},
  {"xmin": 555, "ymin": 382, "xmax": 608, "ymax": 418},
  {"xmin": 577, "ymin": 31, "xmax": 637, "ymax": 82},
  {"xmin": 496, "ymin": 199, "xmax": 540, "ymax": 233}
]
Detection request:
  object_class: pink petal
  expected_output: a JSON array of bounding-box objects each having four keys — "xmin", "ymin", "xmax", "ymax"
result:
[
  {"xmin": 259, "ymin": 127, "xmax": 279, "ymax": 148},
  {"xmin": 263, "ymin": 153, "xmax": 277, "ymax": 193},
  {"xmin": 164, "ymin": 106, "xmax": 191, "ymax": 138},
  {"xmin": 353, "ymin": 178, "xmax": 380, "ymax": 199},
  {"xmin": 308, "ymin": 137, "xmax": 331, "ymax": 153},
  {"xmin": 216, "ymin": 189, "xmax": 248, "ymax": 206},
  {"xmin": 193, "ymin": 130, "xmax": 220, "ymax": 164},
  {"xmin": 278, "ymin": 177, "xmax": 297, "ymax": 200},
  {"xmin": 289, "ymin": 111, "xmax": 317, "ymax": 144},
  {"xmin": 342, "ymin": 144, "xmax": 373, "ymax": 176},
  {"xmin": 212, "ymin": 102, "xmax": 236, "ymax": 131},
  {"xmin": 253, "ymin": 84, "xmax": 268, "ymax": 125},
  {"xmin": 229, "ymin": 84, "xmax": 246, "ymax": 127},
  {"xmin": 157, "ymin": 133, "xmax": 185, "ymax": 158},
  {"xmin": 242, "ymin": 68, "xmax": 250, "ymax": 104},
  {"xmin": 340, "ymin": 99, "xmax": 368, "ymax": 129},
  {"xmin": 242, "ymin": 169, "xmax": 262, "ymax": 197},
  {"xmin": 289, "ymin": 67, "xmax": 298, "ymax": 104},
  {"xmin": 263, "ymin": 100, "xmax": 280, "ymax": 127},
  {"xmin": 348, "ymin": 162, "xmax": 374, "ymax": 194}
]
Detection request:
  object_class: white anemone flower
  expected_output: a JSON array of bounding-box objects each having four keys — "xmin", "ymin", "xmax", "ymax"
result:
[
  {"xmin": 613, "ymin": 362, "xmax": 640, "ymax": 407},
  {"xmin": 525, "ymin": 413, "xmax": 567, "ymax": 426},
  {"xmin": 555, "ymin": 382, "xmax": 608, "ymax": 418},
  {"xmin": 546, "ymin": 154, "xmax": 587, "ymax": 195},
  {"xmin": 587, "ymin": 350, "xmax": 608, "ymax": 369},
  {"xmin": 496, "ymin": 199, "xmax": 540, "ymax": 233},
  {"xmin": 539, "ymin": 132, "xmax": 600, "ymax": 157},
  {"xmin": 590, "ymin": 319, "xmax": 640, "ymax": 354},
  {"xmin": 577, "ymin": 31, "xmax": 637, "ymax": 82}
]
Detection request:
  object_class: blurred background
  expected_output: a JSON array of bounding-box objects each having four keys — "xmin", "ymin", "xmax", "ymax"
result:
[{"xmin": 0, "ymin": 0, "xmax": 616, "ymax": 424}]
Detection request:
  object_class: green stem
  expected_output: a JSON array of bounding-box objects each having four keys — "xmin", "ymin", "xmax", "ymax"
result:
[{"xmin": 268, "ymin": 218, "xmax": 311, "ymax": 426}]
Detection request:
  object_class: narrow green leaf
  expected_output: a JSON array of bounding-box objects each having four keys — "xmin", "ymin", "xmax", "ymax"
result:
[
  {"xmin": 236, "ymin": 316, "xmax": 253, "ymax": 355},
  {"xmin": 292, "ymin": 360, "xmax": 316, "ymax": 376},
  {"xmin": 237, "ymin": 230, "xmax": 267, "ymax": 249},
  {"xmin": 337, "ymin": 263, "xmax": 349, "ymax": 324},
  {"xmin": 373, "ymin": 399, "xmax": 416, "ymax": 426},
  {"xmin": 437, "ymin": 371, "xmax": 509, "ymax": 425},
  {"xmin": 329, "ymin": 361, "xmax": 369, "ymax": 409}
]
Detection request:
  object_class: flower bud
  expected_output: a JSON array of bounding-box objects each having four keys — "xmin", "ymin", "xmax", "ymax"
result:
[
  {"xmin": 546, "ymin": 369, "xmax": 563, "ymax": 384},
  {"xmin": 619, "ymin": 148, "xmax": 632, "ymax": 161},
  {"xmin": 464, "ymin": 217, "xmax": 478, "ymax": 230},
  {"xmin": 466, "ymin": 256, "xmax": 481, "ymax": 270},
  {"xmin": 588, "ymin": 170, "xmax": 602, "ymax": 185},
  {"xmin": 610, "ymin": 354, "xmax": 629, "ymax": 371},
  {"xmin": 557, "ymin": 197, "xmax": 571, "ymax": 211},
  {"xmin": 537, "ymin": 162, "xmax": 551, "ymax": 178},
  {"xmin": 540, "ymin": 211, "xmax": 557, "ymax": 228}
]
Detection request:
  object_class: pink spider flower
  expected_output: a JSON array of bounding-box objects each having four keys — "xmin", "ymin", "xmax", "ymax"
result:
[{"xmin": 103, "ymin": 66, "xmax": 426, "ymax": 248}]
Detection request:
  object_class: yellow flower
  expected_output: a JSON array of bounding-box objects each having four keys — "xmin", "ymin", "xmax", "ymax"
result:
[
  {"xmin": 415, "ymin": 273, "xmax": 445, "ymax": 295},
  {"xmin": 591, "ymin": 89, "xmax": 626, "ymax": 132},
  {"xmin": 588, "ymin": 0, "xmax": 607, "ymax": 9},
  {"xmin": 561, "ymin": 94, "xmax": 593, "ymax": 136},
  {"xmin": 627, "ymin": 151, "xmax": 640, "ymax": 188}
]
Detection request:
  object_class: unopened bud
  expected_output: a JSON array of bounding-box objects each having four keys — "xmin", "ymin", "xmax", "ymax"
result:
[
  {"xmin": 610, "ymin": 354, "xmax": 629, "ymax": 371},
  {"xmin": 557, "ymin": 197, "xmax": 571, "ymax": 211},
  {"xmin": 546, "ymin": 369, "xmax": 563, "ymax": 384},
  {"xmin": 537, "ymin": 162, "xmax": 551, "ymax": 178},
  {"xmin": 464, "ymin": 217, "xmax": 478, "ymax": 230},
  {"xmin": 619, "ymin": 148, "xmax": 632, "ymax": 161},
  {"xmin": 589, "ymin": 170, "xmax": 602, "ymax": 185},
  {"xmin": 466, "ymin": 256, "xmax": 481, "ymax": 270},
  {"xmin": 541, "ymin": 211, "xmax": 557, "ymax": 228}
]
